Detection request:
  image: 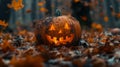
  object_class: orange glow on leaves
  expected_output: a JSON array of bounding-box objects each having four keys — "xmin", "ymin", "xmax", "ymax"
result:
[
  {"xmin": 87, "ymin": 37, "xmax": 94, "ymax": 43},
  {"xmin": 1, "ymin": 39, "xmax": 15, "ymax": 53}
]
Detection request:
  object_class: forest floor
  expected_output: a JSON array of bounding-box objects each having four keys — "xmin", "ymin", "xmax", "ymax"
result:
[{"xmin": 0, "ymin": 29, "xmax": 120, "ymax": 67}]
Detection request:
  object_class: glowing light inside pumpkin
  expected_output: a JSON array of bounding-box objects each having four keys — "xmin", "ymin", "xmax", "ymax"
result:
[
  {"xmin": 64, "ymin": 23, "xmax": 70, "ymax": 30},
  {"xmin": 49, "ymin": 24, "xmax": 55, "ymax": 31},
  {"xmin": 58, "ymin": 30, "xmax": 62, "ymax": 34},
  {"xmin": 46, "ymin": 34, "xmax": 74, "ymax": 46}
]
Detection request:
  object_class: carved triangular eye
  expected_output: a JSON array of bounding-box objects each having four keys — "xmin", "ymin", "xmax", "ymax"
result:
[
  {"xmin": 49, "ymin": 24, "xmax": 55, "ymax": 31},
  {"xmin": 64, "ymin": 23, "xmax": 70, "ymax": 30}
]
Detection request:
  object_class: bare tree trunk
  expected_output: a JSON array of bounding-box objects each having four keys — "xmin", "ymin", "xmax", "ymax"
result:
[
  {"xmin": 0, "ymin": 0, "xmax": 11, "ymax": 21},
  {"xmin": 45, "ymin": 0, "xmax": 52, "ymax": 16},
  {"xmin": 0, "ymin": 0, "xmax": 12, "ymax": 32}
]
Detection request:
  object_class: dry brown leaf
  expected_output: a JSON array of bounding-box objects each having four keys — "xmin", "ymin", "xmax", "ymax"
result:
[{"xmin": 0, "ymin": 20, "xmax": 8, "ymax": 27}]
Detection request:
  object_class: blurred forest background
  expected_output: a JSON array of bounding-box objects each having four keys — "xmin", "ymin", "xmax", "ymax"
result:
[{"xmin": 0, "ymin": 0, "xmax": 120, "ymax": 31}]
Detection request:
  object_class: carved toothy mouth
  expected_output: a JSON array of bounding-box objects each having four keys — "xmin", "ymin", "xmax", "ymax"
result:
[{"xmin": 46, "ymin": 34, "xmax": 74, "ymax": 46}]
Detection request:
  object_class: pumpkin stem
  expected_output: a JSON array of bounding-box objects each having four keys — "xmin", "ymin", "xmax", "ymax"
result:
[{"xmin": 55, "ymin": 9, "xmax": 62, "ymax": 16}]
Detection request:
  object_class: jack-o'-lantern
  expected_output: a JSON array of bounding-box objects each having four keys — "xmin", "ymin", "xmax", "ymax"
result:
[{"xmin": 35, "ymin": 15, "xmax": 81, "ymax": 46}]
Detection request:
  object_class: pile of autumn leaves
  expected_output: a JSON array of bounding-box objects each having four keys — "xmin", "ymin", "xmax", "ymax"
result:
[
  {"xmin": 0, "ymin": 29, "xmax": 120, "ymax": 67},
  {"xmin": 0, "ymin": 30, "xmax": 42, "ymax": 67}
]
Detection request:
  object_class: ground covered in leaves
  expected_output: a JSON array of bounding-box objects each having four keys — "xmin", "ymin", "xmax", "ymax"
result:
[{"xmin": 0, "ymin": 29, "xmax": 120, "ymax": 67}]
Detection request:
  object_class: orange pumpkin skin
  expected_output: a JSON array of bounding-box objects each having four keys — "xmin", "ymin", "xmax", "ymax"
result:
[{"xmin": 35, "ymin": 15, "xmax": 81, "ymax": 46}]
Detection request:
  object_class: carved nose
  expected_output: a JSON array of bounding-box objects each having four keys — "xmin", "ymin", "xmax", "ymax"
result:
[{"xmin": 58, "ymin": 30, "xmax": 62, "ymax": 34}]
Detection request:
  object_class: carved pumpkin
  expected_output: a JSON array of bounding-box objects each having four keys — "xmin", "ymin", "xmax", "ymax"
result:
[{"xmin": 35, "ymin": 15, "xmax": 81, "ymax": 46}]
